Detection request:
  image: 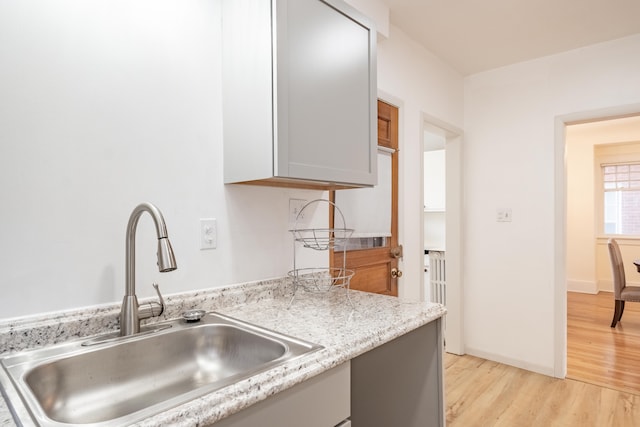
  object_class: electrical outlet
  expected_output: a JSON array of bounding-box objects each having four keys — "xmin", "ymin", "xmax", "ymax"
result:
[
  {"xmin": 200, "ymin": 218, "xmax": 216, "ymax": 249},
  {"xmin": 289, "ymin": 199, "xmax": 308, "ymax": 224}
]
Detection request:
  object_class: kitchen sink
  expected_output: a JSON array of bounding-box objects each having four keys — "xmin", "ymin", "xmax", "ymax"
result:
[{"xmin": 0, "ymin": 312, "xmax": 322, "ymax": 426}]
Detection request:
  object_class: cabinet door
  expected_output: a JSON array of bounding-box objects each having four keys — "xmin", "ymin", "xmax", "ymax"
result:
[
  {"xmin": 424, "ymin": 150, "xmax": 446, "ymax": 211},
  {"xmin": 351, "ymin": 320, "xmax": 444, "ymax": 427},
  {"xmin": 211, "ymin": 362, "xmax": 350, "ymax": 427},
  {"xmin": 275, "ymin": 0, "xmax": 377, "ymax": 186}
]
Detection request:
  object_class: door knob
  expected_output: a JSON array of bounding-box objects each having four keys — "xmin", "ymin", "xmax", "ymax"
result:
[
  {"xmin": 390, "ymin": 245, "xmax": 403, "ymax": 259},
  {"xmin": 391, "ymin": 268, "xmax": 403, "ymax": 278}
]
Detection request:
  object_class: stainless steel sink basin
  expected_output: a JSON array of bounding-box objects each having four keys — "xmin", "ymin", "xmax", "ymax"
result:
[{"xmin": 0, "ymin": 312, "xmax": 322, "ymax": 426}]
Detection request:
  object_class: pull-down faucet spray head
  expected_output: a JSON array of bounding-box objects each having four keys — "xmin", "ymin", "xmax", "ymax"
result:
[{"xmin": 157, "ymin": 237, "xmax": 177, "ymax": 272}]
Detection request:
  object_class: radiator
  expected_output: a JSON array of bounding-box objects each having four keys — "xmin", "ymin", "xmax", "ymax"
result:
[{"xmin": 429, "ymin": 251, "xmax": 446, "ymax": 305}]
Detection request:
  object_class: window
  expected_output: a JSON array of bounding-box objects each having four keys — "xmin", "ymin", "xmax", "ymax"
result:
[{"xmin": 602, "ymin": 163, "xmax": 640, "ymax": 235}]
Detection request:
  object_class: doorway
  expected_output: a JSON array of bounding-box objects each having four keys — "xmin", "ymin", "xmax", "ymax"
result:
[
  {"xmin": 554, "ymin": 103, "xmax": 640, "ymax": 379},
  {"xmin": 564, "ymin": 114, "xmax": 640, "ymax": 391},
  {"xmin": 423, "ymin": 127, "xmax": 446, "ymax": 303},
  {"xmin": 421, "ymin": 115, "xmax": 464, "ymax": 355}
]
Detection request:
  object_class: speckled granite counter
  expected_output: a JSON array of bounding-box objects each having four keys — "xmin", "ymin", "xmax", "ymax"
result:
[{"xmin": 0, "ymin": 278, "xmax": 445, "ymax": 426}]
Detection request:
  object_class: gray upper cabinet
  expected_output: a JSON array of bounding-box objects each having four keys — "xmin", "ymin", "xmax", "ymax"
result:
[{"xmin": 222, "ymin": 0, "xmax": 377, "ymax": 189}]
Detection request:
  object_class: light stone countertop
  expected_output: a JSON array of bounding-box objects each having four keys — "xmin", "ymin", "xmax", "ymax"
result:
[{"xmin": 0, "ymin": 278, "xmax": 446, "ymax": 426}]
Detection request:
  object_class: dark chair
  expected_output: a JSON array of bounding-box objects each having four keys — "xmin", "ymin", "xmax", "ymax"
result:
[{"xmin": 607, "ymin": 238, "xmax": 640, "ymax": 327}]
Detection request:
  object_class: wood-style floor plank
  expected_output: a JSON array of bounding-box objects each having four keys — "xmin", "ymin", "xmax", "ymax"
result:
[
  {"xmin": 445, "ymin": 291, "xmax": 640, "ymax": 426},
  {"xmin": 567, "ymin": 291, "xmax": 640, "ymax": 395},
  {"xmin": 445, "ymin": 354, "xmax": 640, "ymax": 427}
]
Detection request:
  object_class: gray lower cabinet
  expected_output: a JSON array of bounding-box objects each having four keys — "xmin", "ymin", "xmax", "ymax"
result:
[
  {"xmin": 351, "ymin": 319, "xmax": 444, "ymax": 427},
  {"xmin": 213, "ymin": 320, "xmax": 443, "ymax": 426},
  {"xmin": 211, "ymin": 362, "xmax": 351, "ymax": 427}
]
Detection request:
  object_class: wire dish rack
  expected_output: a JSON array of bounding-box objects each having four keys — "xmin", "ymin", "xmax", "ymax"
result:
[
  {"xmin": 288, "ymin": 199, "xmax": 355, "ymax": 306},
  {"xmin": 287, "ymin": 268, "xmax": 354, "ymax": 293},
  {"xmin": 290, "ymin": 227, "xmax": 353, "ymax": 251}
]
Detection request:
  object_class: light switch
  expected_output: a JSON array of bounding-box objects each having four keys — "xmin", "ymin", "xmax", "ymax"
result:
[
  {"xmin": 497, "ymin": 208, "xmax": 512, "ymax": 222},
  {"xmin": 200, "ymin": 218, "xmax": 216, "ymax": 249}
]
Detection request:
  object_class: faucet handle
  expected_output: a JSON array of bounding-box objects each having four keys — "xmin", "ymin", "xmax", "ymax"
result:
[
  {"xmin": 138, "ymin": 283, "xmax": 166, "ymax": 320},
  {"xmin": 151, "ymin": 283, "xmax": 165, "ymax": 313}
]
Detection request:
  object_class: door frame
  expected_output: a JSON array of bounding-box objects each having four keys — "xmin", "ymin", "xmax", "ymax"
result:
[
  {"xmin": 554, "ymin": 102, "xmax": 640, "ymax": 379},
  {"xmin": 421, "ymin": 113, "xmax": 464, "ymax": 355}
]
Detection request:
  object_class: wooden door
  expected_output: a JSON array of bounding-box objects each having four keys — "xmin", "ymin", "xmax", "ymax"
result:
[{"xmin": 330, "ymin": 100, "xmax": 400, "ymax": 296}]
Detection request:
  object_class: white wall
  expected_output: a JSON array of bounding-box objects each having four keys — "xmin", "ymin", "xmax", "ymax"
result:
[
  {"xmin": 0, "ymin": 0, "xmax": 465, "ymax": 320},
  {"xmin": 0, "ymin": 0, "xmax": 329, "ymax": 319},
  {"xmin": 14, "ymin": 0, "xmax": 628, "ymax": 379},
  {"xmin": 464, "ymin": 34, "xmax": 640, "ymax": 375}
]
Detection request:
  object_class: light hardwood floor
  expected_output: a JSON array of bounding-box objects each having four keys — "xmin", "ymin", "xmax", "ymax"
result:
[
  {"xmin": 445, "ymin": 354, "xmax": 640, "ymax": 426},
  {"xmin": 445, "ymin": 291, "xmax": 640, "ymax": 426},
  {"xmin": 567, "ymin": 291, "xmax": 640, "ymax": 394}
]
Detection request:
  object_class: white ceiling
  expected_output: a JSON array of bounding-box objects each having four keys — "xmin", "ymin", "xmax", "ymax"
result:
[{"xmin": 383, "ymin": 0, "xmax": 640, "ymax": 76}]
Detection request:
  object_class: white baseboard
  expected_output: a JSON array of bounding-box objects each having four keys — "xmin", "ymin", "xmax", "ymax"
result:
[
  {"xmin": 596, "ymin": 280, "xmax": 640, "ymax": 292},
  {"xmin": 465, "ymin": 347, "xmax": 555, "ymax": 378},
  {"xmin": 597, "ymin": 279, "xmax": 613, "ymax": 293},
  {"xmin": 567, "ymin": 280, "xmax": 597, "ymax": 294}
]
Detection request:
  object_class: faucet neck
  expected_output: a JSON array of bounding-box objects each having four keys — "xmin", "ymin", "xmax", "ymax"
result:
[
  {"xmin": 125, "ymin": 203, "xmax": 170, "ymax": 297},
  {"xmin": 121, "ymin": 202, "xmax": 176, "ymax": 337}
]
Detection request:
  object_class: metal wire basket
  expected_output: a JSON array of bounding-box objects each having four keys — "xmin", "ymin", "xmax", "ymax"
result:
[
  {"xmin": 287, "ymin": 267, "xmax": 354, "ymax": 292},
  {"xmin": 288, "ymin": 199, "xmax": 355, "ymax": 305},
  {"xmin": 290, "ymin": 228, "xmax": 354, "ymax": 251}
]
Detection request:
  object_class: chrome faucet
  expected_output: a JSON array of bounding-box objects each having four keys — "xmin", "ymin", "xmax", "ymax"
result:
[{"xmin": 120, "ymin": 202, "xmax": 177, "ymax": 336}]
